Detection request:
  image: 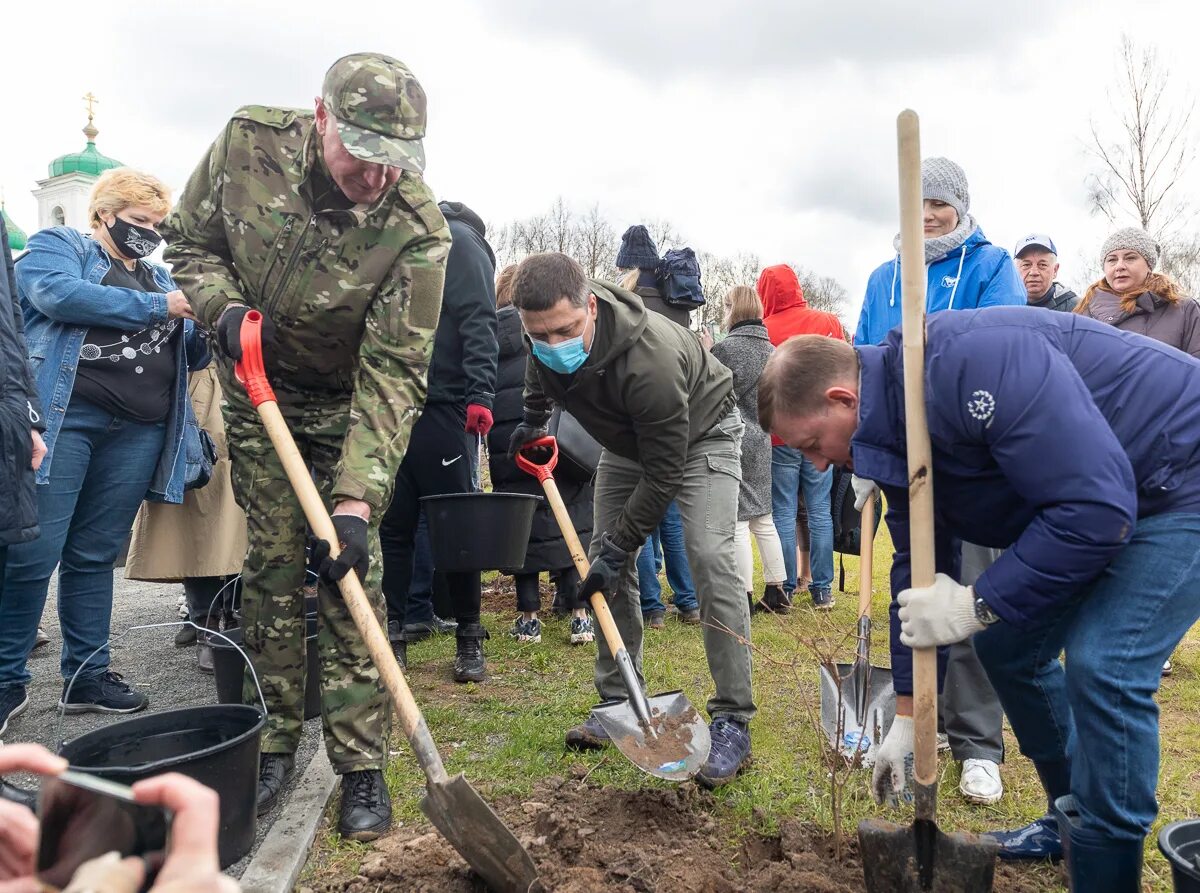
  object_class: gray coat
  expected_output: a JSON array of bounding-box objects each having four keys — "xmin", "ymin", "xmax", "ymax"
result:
[
  {"xmin": 711, "ymin": 321, "xmax": 774, "ymax": 520},
  {"xmin": 1081, "ymin": 288, "xmax": 1200, "ymax": 358}
]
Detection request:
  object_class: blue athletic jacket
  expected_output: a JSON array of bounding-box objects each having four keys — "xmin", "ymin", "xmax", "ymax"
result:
[
  {"xmin": 853, "ymin": 307, "xmax": 1200, "ymax": 693},
  {"xmin": 853, "ymin": 227, "xmax": 1024, "ymax": 346}
]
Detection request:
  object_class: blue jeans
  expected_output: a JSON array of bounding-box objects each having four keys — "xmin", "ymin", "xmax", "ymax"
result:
[
  {"xmin": 403, "ymin": 511, "xmax": 436, "ymax": 625},
  {"xmin": 636, "ymin": 501, "xmax": 698, "ymax": 614},
  {"xmin": 771, "ymin": 446, "xmax": 834, "ymax": 594},
  {"xmin": 0, "ymin": 397, "xmax": 165, "ymax": 687},
  {"xmin": 974, "ymin": 513, "xmax": 1200, "ymax": 844}
]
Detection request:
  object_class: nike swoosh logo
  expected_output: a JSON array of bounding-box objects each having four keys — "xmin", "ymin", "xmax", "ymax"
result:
[{"xmin": 441, "ymin": 456, "xmax": 462, "ymax": 466}]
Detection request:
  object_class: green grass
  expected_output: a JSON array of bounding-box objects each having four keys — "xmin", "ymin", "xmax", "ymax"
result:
[{"xmin": 303, "ymin": 524, "xmax": 1200, "ymax": 891}]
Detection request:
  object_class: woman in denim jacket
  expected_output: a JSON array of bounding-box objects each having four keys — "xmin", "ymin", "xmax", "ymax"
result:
[{"xmin": 0, "ymin": 169, "xmax": 209, "ymax": 728}]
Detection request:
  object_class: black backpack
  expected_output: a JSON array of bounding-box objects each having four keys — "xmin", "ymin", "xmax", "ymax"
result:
[
  {"xmin": 830, "ymin": 466, "xmax": 882, "ymax": 590},
  {"xmin": 656, "ymin": 248, "xmax": 705, "ymax": 307}
]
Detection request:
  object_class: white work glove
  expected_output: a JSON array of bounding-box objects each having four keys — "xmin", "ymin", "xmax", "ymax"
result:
[
  {"xmin": 898, "ymin": 573, "xmax": 984, "ymax": 648},
  {"xmin": 871, "ymin": 715, "xmax": 914, "ymax": 806},
  {"xmin": 851, "ymin": 474, "xmax": 878, "ymax": 512}
]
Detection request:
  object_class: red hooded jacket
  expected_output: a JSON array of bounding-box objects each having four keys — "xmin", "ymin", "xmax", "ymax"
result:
[{"xmin": 757, "ymin": 264, "xmax": 846, "ymax": 444}]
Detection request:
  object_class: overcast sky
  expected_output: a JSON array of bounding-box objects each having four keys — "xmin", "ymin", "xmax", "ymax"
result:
[{"xmin": 3, "ymin": 0, "xmax": 1197, "ymax": 323}]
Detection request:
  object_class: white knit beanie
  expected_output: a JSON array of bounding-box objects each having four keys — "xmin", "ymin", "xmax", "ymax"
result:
[
  {"xmin": 921, "ymin": 157, "xmax": 970, "ymax": 221},
  {"xmin": 1101, "ymin": 227, "xmax": 1159, "ymax": 271}
]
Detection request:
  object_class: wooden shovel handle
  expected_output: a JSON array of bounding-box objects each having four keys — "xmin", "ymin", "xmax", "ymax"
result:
[
  {"xmin": 897, "ymin": 110, "xmax": 939, "ymax": 792},
  {"xmin": 252, "ymin": 398, "xmax": 449, "ymax": 783},
  {"xmin": 856, "ymin": 497, "xmax": 876, "ymax": 622},
  {"xmin": 537, "ymin": 475, "xmax": 628, "ymax": 659}
]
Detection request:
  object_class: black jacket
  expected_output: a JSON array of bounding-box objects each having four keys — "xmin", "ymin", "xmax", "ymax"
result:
[
  {"xmin": 488, "ymin": 305, "xmax": 593, "ymax": 572},
  {"xmin": 0, "ymin": 216, "xmax": 41, "ymax": 546},
  {"xmin": 1028, "ymin": 281, "xmax": 1079, "ymax": 313},
  {"xmin": 426, "ymin": 202, "xmax": 498, "ymax": 408}
]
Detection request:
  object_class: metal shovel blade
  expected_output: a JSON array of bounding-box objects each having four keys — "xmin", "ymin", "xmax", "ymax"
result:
[
  {"xmin": 592, "ymin": 690, "xmax": 711, "ymax": 781},
  {"xmin": 420, "ymin": 773, "xmax": 543, "ymax": 893},
  {"xmin": 859, "ymin": 816, "xmax": 998, "ymax": 892},
  {"xmin": 819, "ymin": 662, "xmax": 896, "ymax": 763}
]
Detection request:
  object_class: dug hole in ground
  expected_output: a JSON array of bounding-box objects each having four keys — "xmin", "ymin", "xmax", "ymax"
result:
[{"xmin": 299, "ymin": 527, "xmax": 1199, "ymax": 893}]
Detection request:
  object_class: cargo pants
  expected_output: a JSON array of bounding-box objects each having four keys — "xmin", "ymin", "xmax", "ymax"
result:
[
  {"xmin": 224, "ymin": 385, "xmax": 390, "ymax": 774},
  {"xmin": 590, "ymin": 410, "xmax": 755, "ymax": 722}
]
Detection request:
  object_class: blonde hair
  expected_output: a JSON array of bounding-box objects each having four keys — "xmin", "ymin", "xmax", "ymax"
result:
[
  {"xmin": 619, "ymin": 269, "xmax": 641, "ymax": 291},
  {"xmin": 88, "ymin": 168, "xmax": 172, "ymax": 230},
  {"xmin": 1075, "ymin": 271, "xmax": 1186, "ymax": 317},
  {"xmin": 496, "ymin": 264, "xmax": 518, "ymax": 308},
  {"xmin": 724, "ymin": 285, "xmax": 762, "ymax": 329}
]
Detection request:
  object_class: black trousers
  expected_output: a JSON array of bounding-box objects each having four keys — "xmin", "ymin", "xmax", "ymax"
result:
[
  {"xmin": 183, "ymin": 575, "xmax": 241, "ymax": 623},
  {"xmin": 380, "ymin": 403, "xmax": 481, "ymax": 627},
  {"xmin": 515, "ymin": 567, "xmax": 582, "ymax": 613}
]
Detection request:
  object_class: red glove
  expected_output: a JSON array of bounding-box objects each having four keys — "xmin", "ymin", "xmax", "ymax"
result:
[{"xmin": 465, "ymin": 404, "xmax": 494, "ymax": 435}]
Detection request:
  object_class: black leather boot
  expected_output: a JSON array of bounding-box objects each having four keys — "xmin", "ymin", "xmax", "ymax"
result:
[
  {"xmin": 387, "ymin": 620, "xmax": 407, "ymax": 670},
  {"xmin": 255, "ymin": 753, "xmax": 295, "ymax": 816},
  {"xmin": 338, "ymin": 769, "xmax": 392, "ymax": 841},
  {"xmin": 453, "ymin": 623, "xmax": 489, "ymax": 683}
]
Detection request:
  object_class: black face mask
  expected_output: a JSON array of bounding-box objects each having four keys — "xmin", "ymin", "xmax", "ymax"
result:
[{"xmin": 107, "ymin": 216, "xmax": 163, "ymax": 259}]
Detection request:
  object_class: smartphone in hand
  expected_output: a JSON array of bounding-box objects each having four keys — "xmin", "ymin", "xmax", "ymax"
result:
[{"xmin": 37, "ymin": 770, "xmax": 171, "ymax": 890}]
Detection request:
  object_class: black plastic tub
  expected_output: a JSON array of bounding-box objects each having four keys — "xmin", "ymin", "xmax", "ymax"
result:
[
  {"xmin": 212, "ymin": 622, "xmax": 319, "ymax": 720},
  {"xmin": 421, "ymin": 492, "xmax": 541, "ymax": 572},
  {"xmin": 59, "ymin": 705, "xmax": 264, "ymax": 868},
  {"xmin": 1160, "ymin": 820, "xmax": 1200, "ymax": 892}
]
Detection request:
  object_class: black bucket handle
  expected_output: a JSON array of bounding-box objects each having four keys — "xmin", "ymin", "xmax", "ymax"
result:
[
  {"xmin": 55, "ymin": 621, "xmax": 269, "ymax": 754},
  {"xmin": 201, "ymin": 568, "xmax": 317, "ymax": 623}
]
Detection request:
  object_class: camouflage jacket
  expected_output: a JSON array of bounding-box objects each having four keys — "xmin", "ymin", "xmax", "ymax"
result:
[{"xmin": 162, "ymin": 105, "xmax": 450, "ymax": 510}]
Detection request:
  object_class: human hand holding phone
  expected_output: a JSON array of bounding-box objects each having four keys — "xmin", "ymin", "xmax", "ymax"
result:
[{"xmin": 0, "ymin": 742, "xmax": 67, "ymax": 893}]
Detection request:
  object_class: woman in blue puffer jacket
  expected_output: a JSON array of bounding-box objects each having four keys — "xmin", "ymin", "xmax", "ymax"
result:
[{"xmin": 854, "ymin": 156, "xmax": 1024, "ymax": 347}]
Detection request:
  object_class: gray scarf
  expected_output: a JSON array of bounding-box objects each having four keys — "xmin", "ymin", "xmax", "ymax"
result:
[{"xmin": 893, "ymin": 213, "xmax": 978, "ymax": 264}]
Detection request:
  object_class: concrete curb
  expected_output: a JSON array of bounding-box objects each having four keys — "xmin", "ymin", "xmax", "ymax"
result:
[{"xmin": 239, "ymin": 750, "xmax": 336, "ymax": 893}]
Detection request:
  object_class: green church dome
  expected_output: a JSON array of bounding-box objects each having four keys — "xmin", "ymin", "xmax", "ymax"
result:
[
  {"xmin": 1, "ymin": 205, "xmax": 26, "ymax": 252},
  {"xmin": 49, "ymin": 140, "xmax": 123, "ymax": 178}
]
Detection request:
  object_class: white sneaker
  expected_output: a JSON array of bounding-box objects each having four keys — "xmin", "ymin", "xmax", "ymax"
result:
[
  {"xmin": 1162, "ymin": 658, "xmax": 1173, "ymax": 676},
  {"xmin": 959, "ymin": 758, "xmax": 1003, "ymax": 805},
  {"xmin": 936, "ymin": 732, "xmax": 950, "ymax": 752}
]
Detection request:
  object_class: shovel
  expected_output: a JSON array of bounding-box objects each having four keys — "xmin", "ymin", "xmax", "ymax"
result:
[
  {"xmin": 235, "ymin": 312, "xmax": 541, "ymax": 893},
  {"xmin": 856, "ymin": 111, "xmax": 998, "ymax": 892},
  {"xmin": 818, "ymin": 498, "xmax": 896, "ymax": 762},
  {"xmin": 516, "ymin": 436, "xmax": 711, "ymax": 781}
]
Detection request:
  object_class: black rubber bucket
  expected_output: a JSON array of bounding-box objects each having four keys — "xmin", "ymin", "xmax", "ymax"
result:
[
  {"xmin": 1159, "ymin": 820, "xmax": 1200, "ymax": 892},
  {"xmin": 421, "ymin": 492, "xmax": 541, "ymax": 572},
  {"xmin": 59, "ymin": 705, "xmax": 264, "ymax": 868},
  {"xmin": 212, "ymin": 622, "xmax": 320, "ymax": 721}
]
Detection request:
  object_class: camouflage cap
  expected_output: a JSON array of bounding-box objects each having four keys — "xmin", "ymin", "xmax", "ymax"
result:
[{"xmin": 322, "ymin": 52, "xmax": 428, "ymax": 173}]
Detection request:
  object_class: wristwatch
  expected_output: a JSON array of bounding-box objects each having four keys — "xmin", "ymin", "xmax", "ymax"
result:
[{"xmin": 974, "ymin": 595, "xmax": 1001, "ymax": 626}]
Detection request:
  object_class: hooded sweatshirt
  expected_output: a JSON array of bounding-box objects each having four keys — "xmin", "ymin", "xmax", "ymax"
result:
[
  {"xmin": 522, "ymin": 280, "xmax": 735, "ymax": 551},
  {"xmin": 759, "ymin": 264, "xmax": 845, "ymax": 446},
  {"xmin": 426, "ymin": 202, "xmax": 498, "ymax": 408},
  {"xmin": 854, "ymin": 227, "xmax": 1024, "ymax": 346},
  {"xmin": 759, "ymin": 265, "xmax": 844, "ymax": 344}
]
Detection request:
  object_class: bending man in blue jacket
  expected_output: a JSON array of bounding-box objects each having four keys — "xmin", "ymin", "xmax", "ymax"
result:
[{"xmin": 758, "ymin": 307, "xmax": 1200, "ymax": 893}]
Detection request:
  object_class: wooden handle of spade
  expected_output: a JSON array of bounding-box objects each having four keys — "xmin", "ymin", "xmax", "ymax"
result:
[{"xmin": 897, "ymin": 110, "xmax": 939, "ymax": 797}]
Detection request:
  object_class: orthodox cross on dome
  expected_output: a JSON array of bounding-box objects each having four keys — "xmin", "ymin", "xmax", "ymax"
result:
[{"xmin": 82, "ymin": 92, "xmax": 99, "ymax": 141}]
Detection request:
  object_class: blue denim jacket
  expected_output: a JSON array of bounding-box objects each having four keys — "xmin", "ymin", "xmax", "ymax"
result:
[{"xmin": 17, "ymin": 227, "xmax": 210, "ymax": 504}]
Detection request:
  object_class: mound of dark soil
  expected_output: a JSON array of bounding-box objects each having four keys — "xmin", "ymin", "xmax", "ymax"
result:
[{"xmin": 314, "ymin": 774, "xmax": 1057, "ymax": 892}]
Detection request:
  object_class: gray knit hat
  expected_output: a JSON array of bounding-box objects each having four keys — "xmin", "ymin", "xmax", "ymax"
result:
[
  {"xmin": 1101, "ymin": 226, "xmax": 1159, "ymax": 270},
  {"xmin": 922, "ymin": 157, "xmax": 970, "ymax": 221}
]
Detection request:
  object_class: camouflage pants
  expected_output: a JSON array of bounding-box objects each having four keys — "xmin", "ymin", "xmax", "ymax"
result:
[{"xmin": 224, "ymin": 387, "xmax": 390, "ymax": 774}]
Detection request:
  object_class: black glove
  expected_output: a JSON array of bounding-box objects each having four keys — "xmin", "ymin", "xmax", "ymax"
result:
[
  {"xmin": 577, "ymin": 534, "xmax": 631, "ymax": 604},
  {"xmin": 309, "ymin": 515, "xmax": 370, "ymax": 586},
  {"xmin": 215, "ymin": 304, "xmax": 277, "ymax": 363},
  {"xmin": 507, "ymin": 421, "xmax": 549, "ymax": 461}
]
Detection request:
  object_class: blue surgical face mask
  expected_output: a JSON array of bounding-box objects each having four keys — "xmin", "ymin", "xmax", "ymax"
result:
[{"xmin": 530, "ymin": 312, "xmax": 593, "ymax": 374}]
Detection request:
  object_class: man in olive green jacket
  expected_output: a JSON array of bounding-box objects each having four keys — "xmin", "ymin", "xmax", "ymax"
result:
[
  {"xmin": 161, "ymin": 52, "xmax": 449, "ymax": 840},
  {"xmin": 508, "ymin": 252, "xmax": 755, "ymax": 787}
]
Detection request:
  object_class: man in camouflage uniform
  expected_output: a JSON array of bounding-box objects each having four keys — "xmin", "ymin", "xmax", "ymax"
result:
[{"xmin": 161, "ymin": 53, "xmax": 449, "ymax": 841}]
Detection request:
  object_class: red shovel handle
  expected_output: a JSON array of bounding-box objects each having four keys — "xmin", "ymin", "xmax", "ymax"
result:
[
  {"xmin": 515, "ymin": 435, "xmax": 559, "ymax": 482},
  {"xmin": 233, "ymin": 310, "xmax": 276, "ymax": 407}
]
